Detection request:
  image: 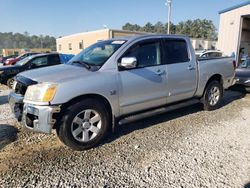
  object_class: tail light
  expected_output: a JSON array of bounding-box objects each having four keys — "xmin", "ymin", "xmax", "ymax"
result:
[{"xmin": 232, "ymin": 60, "xmax": 236, "ymax": 70}]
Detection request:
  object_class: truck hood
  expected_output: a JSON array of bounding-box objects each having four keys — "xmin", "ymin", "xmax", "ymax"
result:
[
  {"xmin": 235, "ymin": 68, "xmax": 250, "ymax": 78},
  {"xmin": 19, "ymin": 64, "xmax": 93, "ymax": 83}
]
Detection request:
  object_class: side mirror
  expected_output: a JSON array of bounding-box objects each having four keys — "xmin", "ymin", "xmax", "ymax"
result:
[{"xmin": 120, "ymin": 57, "xmax": 137, "ymax": 69}]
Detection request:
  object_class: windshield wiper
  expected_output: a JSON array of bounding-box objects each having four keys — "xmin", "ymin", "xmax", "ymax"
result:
[{"xmin": 70, "ymin": 61, "xmax": 91, "ymax": 69}]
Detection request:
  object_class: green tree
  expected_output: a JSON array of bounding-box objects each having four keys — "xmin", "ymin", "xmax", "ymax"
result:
[
  {"xmin": 122, "ymin": 23, "xmax": 142, "ymax": 31},
  {"xmin": 122, "ymin": 19, "xmax": 217, "ymax": 40},
  {"xmin": 154, "ymin": 22, "xmax": 166, "ymax": 34},
  {"xmin": 176, "ymin": 19, "xmax": 217, "ymax": 40},
  {"xmin": 142, "ymin": 22, "xmax": 154, "ymax": 32},
  {"xmin": 0, "ymin": 32, "xmax": 56, "ymax": 52}
]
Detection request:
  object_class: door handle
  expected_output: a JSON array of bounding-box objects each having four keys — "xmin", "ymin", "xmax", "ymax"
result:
[
  {"xmin": 188, "ymin": 65, "xmax": 196, "ymax": 71},
  {"xmin": 155, "ymin": 70, "xmax": 166, "ymax": 76}
]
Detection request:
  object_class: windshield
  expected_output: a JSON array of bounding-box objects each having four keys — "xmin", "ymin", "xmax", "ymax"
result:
[
  {"xmin": 239, "ymin": 59, "xmax": 250, "ymax": 69},
  {"xmin": 68, "ymin": 40, "xmax": 126, "ymax": 69},
  {"xmin": 16, "ymin": 56, "xmax": 33, "ymax": 66}
]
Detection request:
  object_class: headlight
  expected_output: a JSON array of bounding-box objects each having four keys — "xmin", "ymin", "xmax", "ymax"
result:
[{"xmin": 24, "ymin": 83, "xmax": 58, "ymax": 102}]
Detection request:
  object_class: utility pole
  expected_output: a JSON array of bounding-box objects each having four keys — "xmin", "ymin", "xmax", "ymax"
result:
[
  {"xmin": 40, "ymin": 38, "xmax": 43, "ymax": 48},
  {"xmin": 165, "ymin": 0, "xmax": 172, "ymax": 34}
]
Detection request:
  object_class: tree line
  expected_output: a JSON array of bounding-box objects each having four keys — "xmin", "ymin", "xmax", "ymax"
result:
[
  {"xmin": 0, "ymin": 32, "xmax": 56, "ymax": 52},
  {"xmin": 0, "ymin": 19, "xmax": 217, "ymax": 53},
  {"xmin": 122, "ymin": 19, "xmax": 217, "ymax": 40}
]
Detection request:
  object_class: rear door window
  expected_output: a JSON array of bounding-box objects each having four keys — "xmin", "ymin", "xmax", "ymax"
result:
[
  {"xmin": 48, "ymin": 54, "xmax": 61, "ymax": 65},
  {"xmin": 162, "ymin": 39, "xmax": 190, "ymax": 64}
]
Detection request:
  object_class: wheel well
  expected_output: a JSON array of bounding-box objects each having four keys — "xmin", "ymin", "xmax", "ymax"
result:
[
  {"xmin": 203, "ymin": 74, "xmax": 223, "ymax": 96},
  {"xmin": 207, "ymin": 74, "xmax": 223, "ymax": 85},
  {"xmin": 53, "ymin": 94, "xmax": 113, "ymax": 129}
]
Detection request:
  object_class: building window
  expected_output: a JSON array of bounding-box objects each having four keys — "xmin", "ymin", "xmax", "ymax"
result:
[
  {"xmin": 68, "ymin": 43, "xmax": 72, "ymax": 50},
  {"xmin": 58, "ymin": 44, "xmax": 62, "ymax": 51},
  {"xmin": 79, "ymin": 41, "xmax": 84, "ymax": 49}
]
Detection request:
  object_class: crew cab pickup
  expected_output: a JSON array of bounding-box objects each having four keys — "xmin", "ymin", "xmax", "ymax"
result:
[{"xmin": 8, "ymin": 35, "xmax": 235, "ymax": 150}]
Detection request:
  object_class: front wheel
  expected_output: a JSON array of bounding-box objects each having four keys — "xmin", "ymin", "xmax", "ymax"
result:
[
  {"xmin": 202, "ymin": 80, "xmax": 223, "ymax": 111},
  {"xmin": 56, "ymin": 99, "xmax": 110, "ymax": 151}
]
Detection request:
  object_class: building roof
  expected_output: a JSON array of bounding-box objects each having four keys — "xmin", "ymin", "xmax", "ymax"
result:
[
  {"xmin": 56, "ymin": 28, "xmax": 149, "ymax": 40},
  {"xmin": 219, "ymin": 1, "xmax": 250, "ymax": 14},
  {"xmin": 56, "ymin": 29, "xmax": 109, "ymax": 40}
]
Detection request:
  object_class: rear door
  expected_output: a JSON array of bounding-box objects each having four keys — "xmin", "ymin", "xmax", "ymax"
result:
[
  {"xmin": 118, "ymin": 38, "xmax": 168, "ymax": 115},
  {"xmin": 162, "ymin": 38, "xmax": 197, "ymax": 103}
]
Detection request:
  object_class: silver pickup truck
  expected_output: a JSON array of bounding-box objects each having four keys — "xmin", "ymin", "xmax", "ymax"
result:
[{"xmin": 8, "ymin": 35, "xmax": 235, "ymax": 150}]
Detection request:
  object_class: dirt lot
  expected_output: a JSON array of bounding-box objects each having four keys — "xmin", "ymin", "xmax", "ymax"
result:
[{"xmin": 0, "ymin": 84, "xmax": 250, "ymax": 187}]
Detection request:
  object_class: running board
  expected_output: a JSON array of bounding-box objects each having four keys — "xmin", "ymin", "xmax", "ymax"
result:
[{"xmin": 118, "ymin": 99, "xmax": 200, "ymax": 125}]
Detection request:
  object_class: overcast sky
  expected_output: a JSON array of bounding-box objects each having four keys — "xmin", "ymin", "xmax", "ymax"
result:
[{"xmin": 0, "ymin": 0, "xmax": 247, "ymax": 37}]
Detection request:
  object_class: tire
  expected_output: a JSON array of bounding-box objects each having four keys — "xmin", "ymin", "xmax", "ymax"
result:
[
  {"xmin": 202, "ymin": 80, "xmax": 223, "ymax": 111},
  {"xmin": 7, "ymin": 78, "xmax": 14, "ymax": 89},
  {"xmin": 56, "ymin": 99, "xmax": 110, "ymax": 151}
]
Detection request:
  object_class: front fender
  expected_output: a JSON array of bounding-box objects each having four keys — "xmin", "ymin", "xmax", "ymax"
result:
[{"xmin": 50, "ymin": 71, "xmax": 120, "ymax": 116}]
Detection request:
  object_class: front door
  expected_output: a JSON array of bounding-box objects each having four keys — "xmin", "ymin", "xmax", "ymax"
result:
[{"xmin": 118, "ymin": 39, "xmax": 167, "ymax": 115}]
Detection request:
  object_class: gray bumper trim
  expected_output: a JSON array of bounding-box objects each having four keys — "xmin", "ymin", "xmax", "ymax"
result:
[{"xmin": 22, "ymin": 103, "xmax": 61, "ymax": 134}]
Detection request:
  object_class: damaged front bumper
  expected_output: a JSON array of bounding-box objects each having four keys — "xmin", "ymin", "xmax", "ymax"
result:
[{"xmin": 8, "ymin": 92, "xmax": 61, "ymax": 134}]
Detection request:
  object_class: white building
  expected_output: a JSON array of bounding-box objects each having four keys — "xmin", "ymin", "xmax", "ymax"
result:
[
  {"xmin": 217, "ymin": 1, "xmax": 250, "ymax": 64},
  {"xmin": 57, "ymin": 28, "xmax": 217, "ymax": 55}
]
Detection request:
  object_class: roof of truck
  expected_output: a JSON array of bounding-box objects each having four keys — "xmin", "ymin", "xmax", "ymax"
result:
[{"xmin": 111, "ymin": 34, "xmax": 189, "ymax": 42}]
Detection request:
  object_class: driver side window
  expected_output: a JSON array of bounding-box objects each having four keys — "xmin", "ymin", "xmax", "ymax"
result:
[
  {"xmin": 123, "ymin": 41, "xmax": 161, "ymax": 68},
  {"xmin": 30, "ymin": 56, "xmax": 48, "ymax": 67}
]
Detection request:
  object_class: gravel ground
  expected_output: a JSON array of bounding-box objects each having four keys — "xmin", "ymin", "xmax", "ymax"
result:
[{"xmin": 0, "ymin": 84, "xmax": 250, "ymax": 187}]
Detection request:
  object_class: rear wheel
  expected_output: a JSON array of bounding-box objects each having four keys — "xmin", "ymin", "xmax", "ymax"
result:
[
  {"xmin": 56, "ymin": 99, "xmax": 110, "ymax": 151},
  {"xmin": 7, "ymin": 78, "xmax": 14, "ymax": 89},
  {"xmin": 202, "ymin": 80, "xmax": 223, "ymax": 111}
]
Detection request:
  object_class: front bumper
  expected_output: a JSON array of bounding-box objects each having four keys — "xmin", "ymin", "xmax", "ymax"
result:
[
  {"xmin": 22, "ymin": 104, "xmax": 61, "ymax": 134},
  {"xmin": 8, "ymin": 92, "xmax": 61, "ymax": 134}
]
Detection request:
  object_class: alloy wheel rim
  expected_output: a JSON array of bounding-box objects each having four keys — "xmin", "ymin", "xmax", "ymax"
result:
[
  {"xmin": 208, "ymin": 86, "xmax": 220, "ymax": 106},
  {"xmin": 71, "ymin": 109, "xmax": 102, "ymax": 142}
]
